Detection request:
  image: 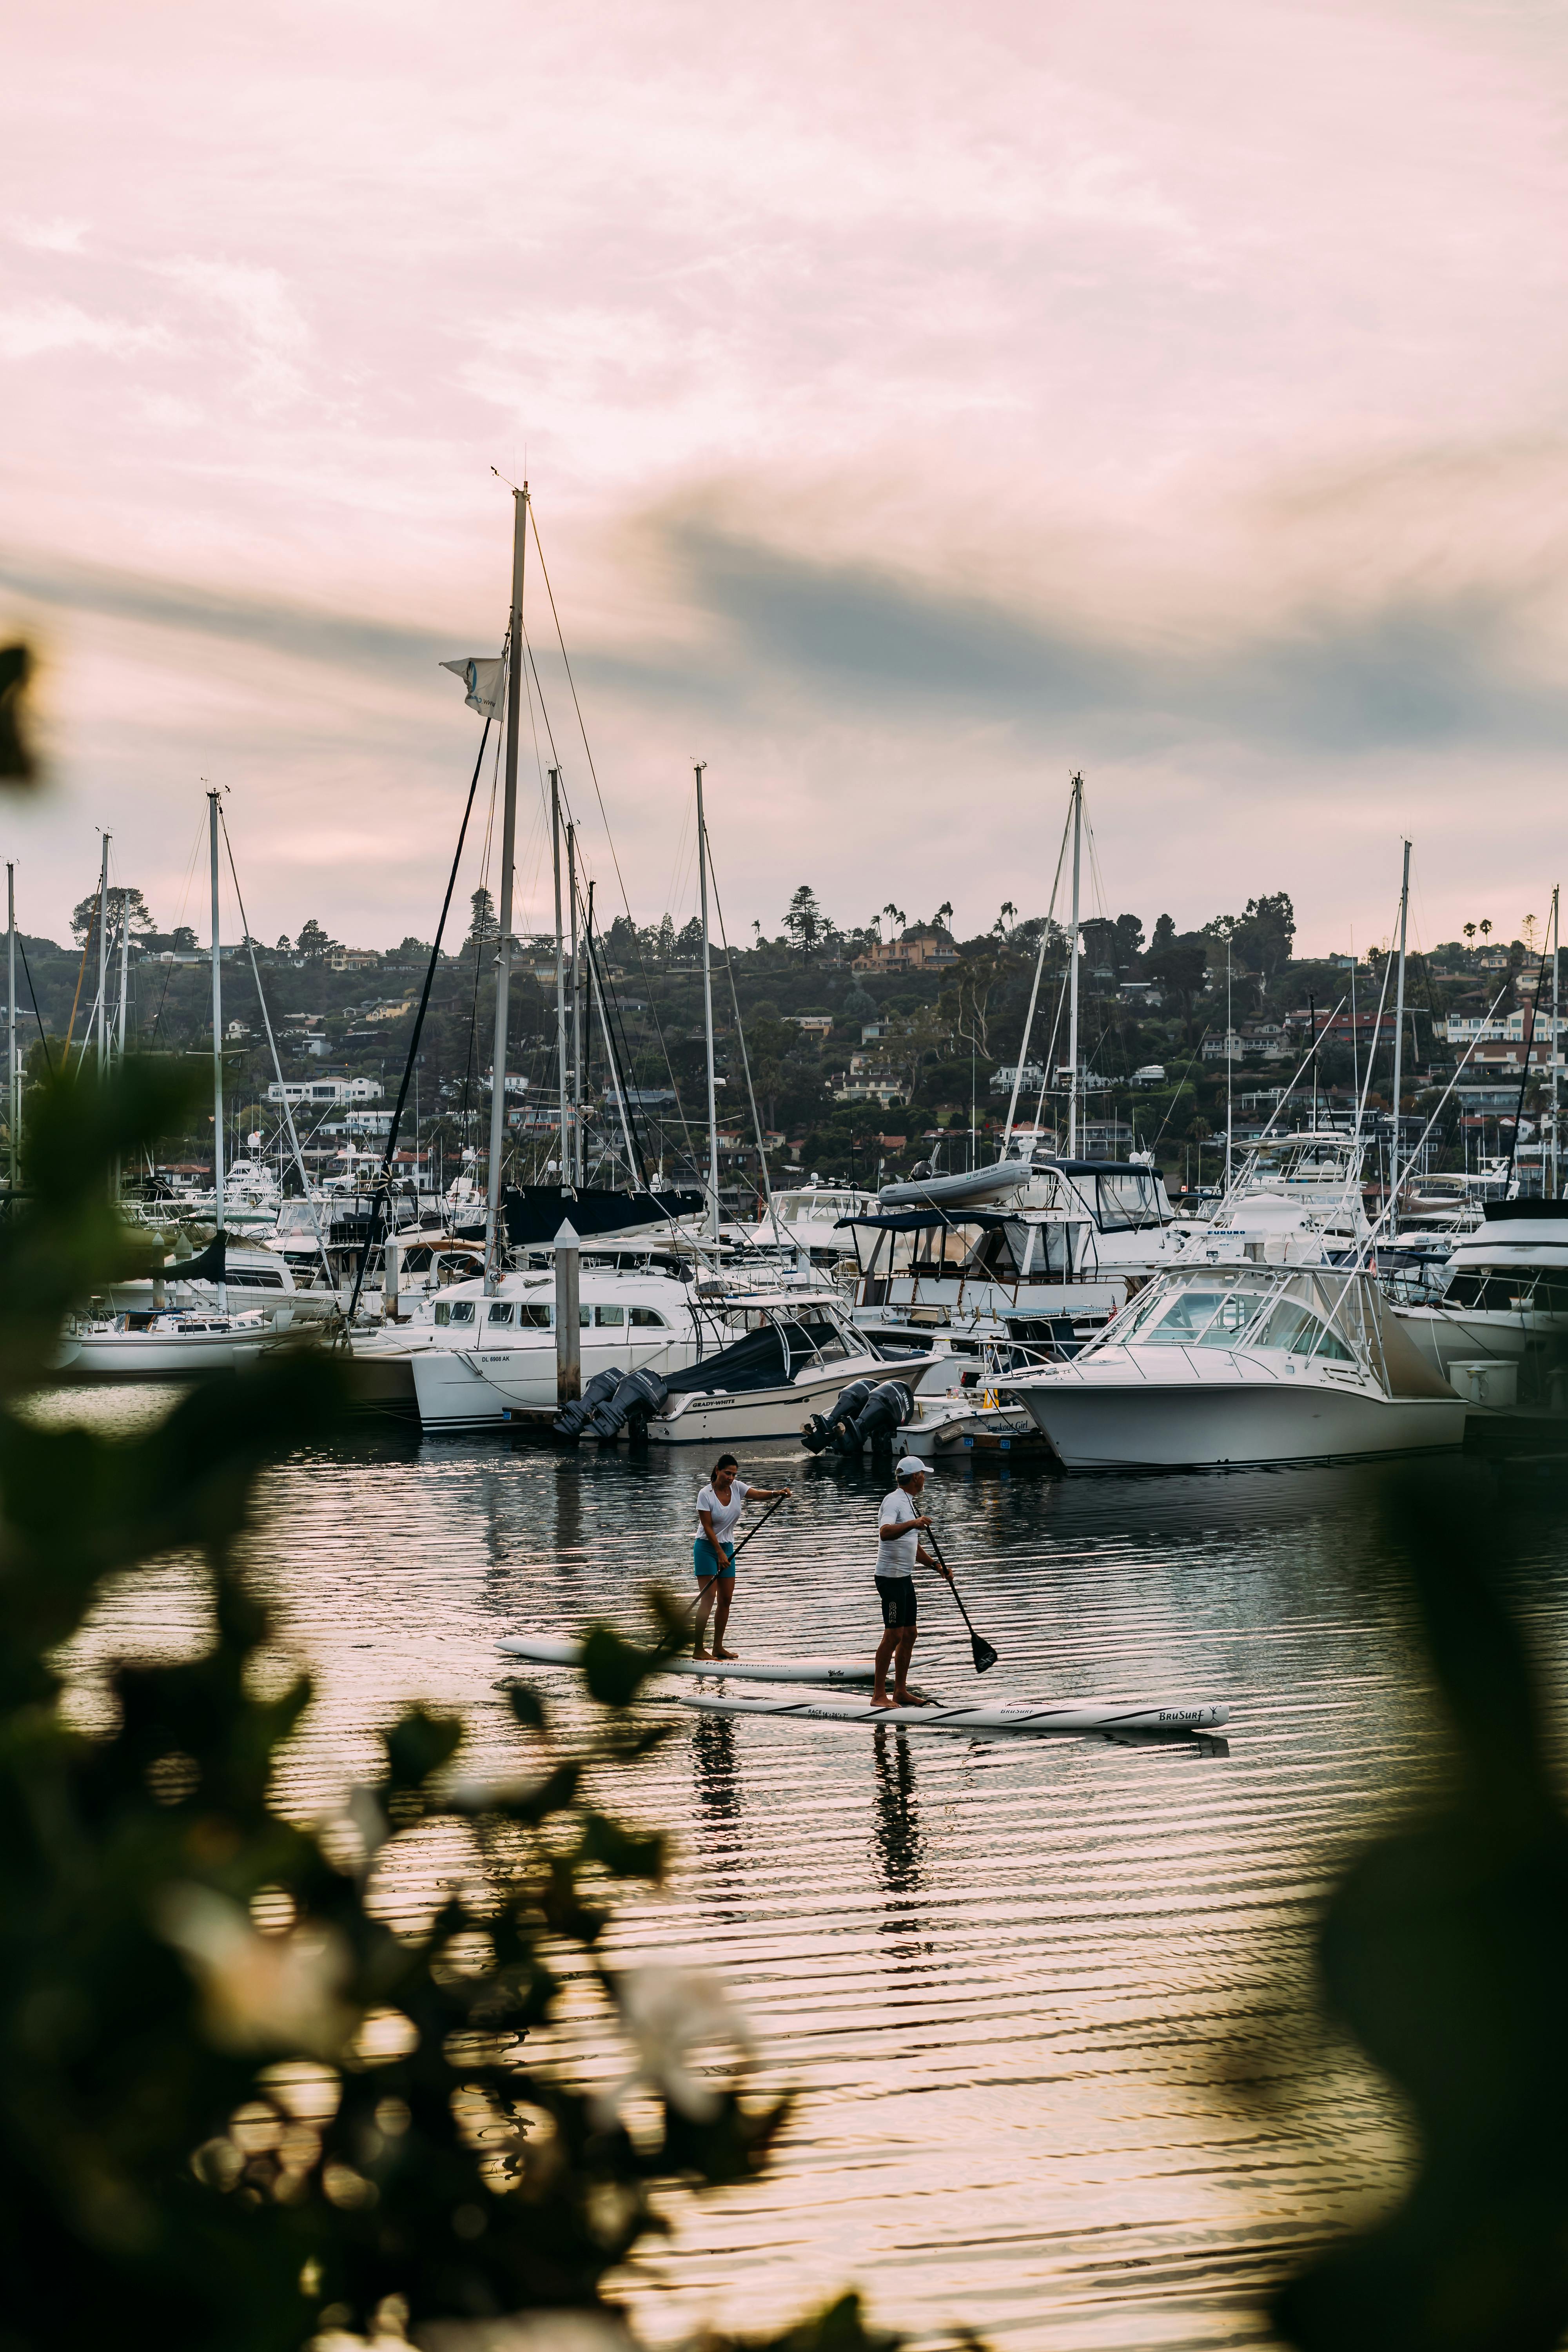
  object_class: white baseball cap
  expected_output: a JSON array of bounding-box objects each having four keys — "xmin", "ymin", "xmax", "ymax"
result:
[{"xmin": 895, "ymin": 1457, "xmax": 927, "ymax": 1481}]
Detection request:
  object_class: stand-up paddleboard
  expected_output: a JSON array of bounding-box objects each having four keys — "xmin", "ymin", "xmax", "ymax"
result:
[
  {"xmin": 667, "ymin": 1690, "xmax": 1229, "ymax": 1738},
  {"xmin": 497, "ymin": 1635, "xmax": 880, "ymax": 1686}
]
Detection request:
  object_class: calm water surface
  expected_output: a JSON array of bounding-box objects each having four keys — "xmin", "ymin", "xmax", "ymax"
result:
[{"xmin": 51, "ymin": 1391, "xmax": 1568, "ymax": 2351}]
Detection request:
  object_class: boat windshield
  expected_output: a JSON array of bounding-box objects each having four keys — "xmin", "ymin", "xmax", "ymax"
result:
[
  {"xmin": 1093, "ymin": 1171, "xmax": 1168, "ymax": 1230},
  {"xmin": 1249, "ymin": 1298, "xmax": 1357, "ymax": 1361},
  {"xmin": 1140, "ymin": 1289, "xmax": 1234, "ymax": 1345}
]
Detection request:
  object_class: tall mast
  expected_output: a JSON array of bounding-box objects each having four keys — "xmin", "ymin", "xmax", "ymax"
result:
[
  {"xmin": 1224, "ymin": 938, "xmax": 1232, "ymax": 1185},
  {"xmin": 1066, "ymin": 771, "xmax": 1082, "ymax": 1159},
  {"xmin": 5, "ymin": 862, "xmax": 15, "ymax": 1191},
  {"xmin": 207, "ymin": 790, "xmax": 227, "ymax": 1310},
  {"xmin": 1552, "ymin": 883, "xmax": 1561, "ymax": 1200},
  {"xmin": 116, "ymin": 880, "xmax": 131, "ymax": 1060},
  {"xmin": 485, "ymin": 483, "xmax": 527, "ymax": 1289},
  {"xmin": 551, "ymin": 766, "xmax": 570, "ymax": 1194},
  {"xmin": 1388, "ymin": 838, "xmax": 1410, "ymax": 1214},
  {"xmin": 567, "ymin": 819, "xmax": 583, "ymax": 1185},
  {"xmin": 696, "ymin": 761, "xmax": 720, "ymax": 1242},
  {"xmin": 95, "ymin": 831, "xmax": 110, "ymax": 1075}
]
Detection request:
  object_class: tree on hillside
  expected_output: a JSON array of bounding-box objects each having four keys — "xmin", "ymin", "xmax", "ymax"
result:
[
  {"xmin": 784, "ymin": 885, "xmax": 823, "ymax": 962},
  {"xmin": 296, "ymin": 918, "xmax": 336, "ymax": 962},
  {"xmin": 1145, "ymin": 928, "xmax": 1209, "ymax": 1016},
  {"xmin": 1150, "ymin": 912, "xmax": 1178, "ymax": 957},
  {"xmin": 71, "ymin": 886, "xmax": 155, "ymax": 945},
  {"xmin": 466, "ymin": 888, "xmax": 498, "ymax": 948}
]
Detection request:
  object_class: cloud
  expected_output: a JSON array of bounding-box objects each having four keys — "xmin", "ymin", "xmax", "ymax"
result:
[
  {"xmin": 0, "ymin": 547, "xmax": 448, "ymax": 685},
  {"xmin": 608, "ymin": 484, "xmax": 1568, "ymax": 758},
  {"xmin": 0, "ymin": 299, "xmax": 167, "ymax": 361}
]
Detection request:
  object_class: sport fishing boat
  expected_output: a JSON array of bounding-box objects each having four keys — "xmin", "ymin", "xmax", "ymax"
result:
[
  {"xmin": 996, "ymin": 1262, "xmax": 1465, "ymax": 1470},
  {"xmin": 630, "ymin": 1287, "xmax": 941, "ymax": 1447}
]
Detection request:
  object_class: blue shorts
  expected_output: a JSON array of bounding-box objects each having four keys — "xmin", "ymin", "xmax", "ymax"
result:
[{"xmin": 694, "ymin": 1537, "xmax": 736, "ymax": 1580}]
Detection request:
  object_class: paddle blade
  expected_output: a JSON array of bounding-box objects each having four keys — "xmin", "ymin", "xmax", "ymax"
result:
[{"xmin": 970, "ymin": 1632, "xmax": 998, "ymax": 1674}]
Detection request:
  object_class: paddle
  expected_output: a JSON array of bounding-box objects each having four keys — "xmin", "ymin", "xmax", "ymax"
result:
[
  {"xmin": 923, "ymin": 1526, "xmax": 998, "ymax": 1673},
  {"xmin": 728, "ymin": 1493, "xmax": 789, "ymax": 1559}
]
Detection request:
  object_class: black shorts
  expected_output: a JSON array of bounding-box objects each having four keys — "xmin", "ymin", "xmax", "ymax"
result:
[{"xmin": 876, "ymin": 1575, "xmax": 917, "ymax": 1630}]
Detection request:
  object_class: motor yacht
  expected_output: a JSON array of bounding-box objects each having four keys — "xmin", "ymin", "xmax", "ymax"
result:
[
  {"xmin": 759, "ymin": 1182, "xmax": 880, "ymax": 1263},
  {"xmin": 997, "ymin": 1262, "xmax": 1464, "ymax": 1470},
  {"xmin": 361, "ymin": 1261, "xmax": 731, "ymax": 1432},
  {"xmin": 1390, "ymin": 1199, "xmax": 1568, "ymax": 1406}
]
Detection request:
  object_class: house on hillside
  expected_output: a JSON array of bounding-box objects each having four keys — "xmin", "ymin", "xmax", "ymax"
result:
[{"xmin": 852, "ymin": 926, "xmax": 958, "ymax": 974}]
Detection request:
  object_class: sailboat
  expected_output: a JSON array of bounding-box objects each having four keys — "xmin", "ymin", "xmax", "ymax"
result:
[{"xmin": 71, "ymin": 792, "xmax": 280, "ymax": 1376}]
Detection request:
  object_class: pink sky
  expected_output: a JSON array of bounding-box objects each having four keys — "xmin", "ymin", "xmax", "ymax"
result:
[{"xmin": 4, "ymin": 0, "xmax": 1566, "ymax": 960}]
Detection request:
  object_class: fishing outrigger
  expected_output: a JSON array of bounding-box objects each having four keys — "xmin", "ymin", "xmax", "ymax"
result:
[
  {"xmin": 872, "ymin": 1456, "xmax": 952, "ymax": 1709},
  {"xmin": 693, "ymin": 1454, "xmax": 792, "ymax": 1660}
]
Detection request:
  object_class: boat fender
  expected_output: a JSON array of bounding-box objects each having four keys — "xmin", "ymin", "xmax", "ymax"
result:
[
  {"xmin": 552, "ymin": 1365, "xmax": 627, "ymax": 1440},
  {"xmin": 587, "ymin": 1365, "xmax": 669, "ymax": 1439},
  {"xmin": 838, "ymin": 1378, "xmax": 915, "ymax": 1454},
  {"xmin": 800, "ymin": 1377, "xmax": 875, "ymax": 1454}
]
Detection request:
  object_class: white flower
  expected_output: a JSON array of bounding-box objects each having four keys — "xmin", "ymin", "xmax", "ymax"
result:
[
  {"xmin": 593, "ymin": 1964, "xmax": 756, "ymax": 2128},
  {"xmin": 154, "ymin": 1884, "xmax": 355, "ymax": 2059}
]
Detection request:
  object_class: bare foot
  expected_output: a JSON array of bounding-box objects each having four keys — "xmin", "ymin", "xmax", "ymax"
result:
[
  {"xmin": 869, "ymin": 1695, "xmax": 895, "ymax": 1710},
  {"xmin": 713, "ymin": 1644, "xmax": 738, "ymax": 1661},
  {"xmin": 693, "ymin": 1646, "xmax": 711, "ymax": 1661}
]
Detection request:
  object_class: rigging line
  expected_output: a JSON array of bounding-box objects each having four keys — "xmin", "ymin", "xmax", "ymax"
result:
[
  {"xmin": 218, "ymin": 809, "xmax": 327, "ymax": 1263},
  {"xmin": 459, "ymin": 727, "xmax": 504, "ymax": 1145},
  {"xmin": 704, "ymin": 818, "xmax": 784, "ymax": 1247},
  {"xmin": 1001, "ymin": 799, "xmax": 1073, "ymax": 1146},
  {"xmin": 62, "ymin": 873, "xmax": 99, "ymax": 1062},
  {"xmin": 346, "ymin": 703, "xmax": 497, "ymax": 1324},
  {"xmin": 16, "ymin": 933, "xmax": 53, "ymax": 1073},
  {"xmin": 147, "ymin": 810, "xmax": 206, "ymax": 1048},
  {"xmin": 582, "ymin": 906, "xmax": 647, "ymax": 1187}
]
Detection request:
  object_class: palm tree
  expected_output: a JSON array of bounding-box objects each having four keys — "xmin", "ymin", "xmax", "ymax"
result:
[
  {"xmin": 1463, "ymin": 923, "xmax": 1476, "ymax": 946},
  {"xmin": 1479, "ymin": 919, "xmax": 1493, "ymax": 942},
  {"xmin": 882, "ymin": 901, "xmax": 906, "ymax": 935}
]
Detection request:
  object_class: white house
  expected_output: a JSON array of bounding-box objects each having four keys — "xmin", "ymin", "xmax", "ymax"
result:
[{"xmin": 267, "ymin": 1076, "xmax": 382, "ymax": 1106}]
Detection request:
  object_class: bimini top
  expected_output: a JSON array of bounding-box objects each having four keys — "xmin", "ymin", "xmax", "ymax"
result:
[
  {"xmin": 836, "ymin": 1207, "xmax": 1019, "ymax": 1235},
  {"xmin": 1484, "ymin": 1198, "xmax": 1568, "ymax": 1223}
]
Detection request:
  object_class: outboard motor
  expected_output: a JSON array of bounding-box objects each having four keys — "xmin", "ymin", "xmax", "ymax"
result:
[
  {"xmin": 553, "ymin": 1366, "xmax": 626, "ymax": 1441},
  {"xmin": 588, "ymin": 1366, "xmax": 670, "ymax": 1440},
  {"xmin": 837, "ymin": 1379, "xmax": 915, "ymax": 1456},
  {"xmin": 800, "ymin": 1377, "xmax": 874, "ymax": 1454}
]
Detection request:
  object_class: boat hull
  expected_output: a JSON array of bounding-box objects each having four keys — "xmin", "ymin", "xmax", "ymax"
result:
[
  {"xmin": 644, "ymin": 1350, "xmax": 941, "ymax": 1445},
  {"xmin": 1010, "ymin": 1363, "xmax": 1466, "ymax": 1470},
  {"xmin": 71, "ymin": 1326, "xmax": 279, "ymax": 1376},
  {"xmin": 410, "ymin": 1332, "xmax": 701, "ymax": 1432}
]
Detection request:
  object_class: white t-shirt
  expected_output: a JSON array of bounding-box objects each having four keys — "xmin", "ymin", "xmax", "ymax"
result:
[
  {"xmin": 877, "ymin": 1488, "xmax": 922, "ymax": 1577},
  {"xmin": 696, "ymin": 1480, "xmax": 751, "ymax": 1545}
]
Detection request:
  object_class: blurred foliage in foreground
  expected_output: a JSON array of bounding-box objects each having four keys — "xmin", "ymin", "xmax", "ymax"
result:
[
  {"xmin": 1275, "ymin": 1483, "xmax": 1568, "ymax": 2352},
  {"xmin": 0, "ymin": 1062, "xmax": 893, "ymax": 2352}
]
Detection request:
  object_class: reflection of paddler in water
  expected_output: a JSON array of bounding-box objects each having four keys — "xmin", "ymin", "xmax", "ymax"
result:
[
  {"xmin": 871, "ymin": 1721, "xmax": 926, "ymax": 1896},
  {"xmin": 692, "ymin": 1454, "xmax": 792, "ymax": 1660}
]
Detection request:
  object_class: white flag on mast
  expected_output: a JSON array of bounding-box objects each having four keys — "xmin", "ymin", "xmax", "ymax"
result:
[{"xmin": 440, "ymin": 655, "xmax": 506, "ymax": 719}]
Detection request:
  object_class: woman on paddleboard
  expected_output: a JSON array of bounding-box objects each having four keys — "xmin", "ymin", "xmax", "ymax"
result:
[{"xmin": 694, "ymin": 1455, "xmax": 791, "ymax": 1660}]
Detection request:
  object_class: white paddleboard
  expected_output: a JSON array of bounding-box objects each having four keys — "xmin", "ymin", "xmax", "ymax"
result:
[
  {"xmin": 667, "ymin": 1690, "xmax": 1229, "ymax": 1737},
  {"xmin": 497, "ymin": 1635, "xmax": 881, "ymax": 1686}
]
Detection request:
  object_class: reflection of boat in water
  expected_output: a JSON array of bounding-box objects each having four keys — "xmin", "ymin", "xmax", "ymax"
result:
[{"xmin": 998, "ymin": 1263, "xmax": 1463, "ymax": 1470}]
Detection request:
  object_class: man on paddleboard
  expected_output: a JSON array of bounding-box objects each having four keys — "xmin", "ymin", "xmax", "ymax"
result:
[
  {"xmin": 873, "ymin": 1457, "xmax": 951, "ymax": 1709},
  {"xmin": 694, "ymin": 1455, "xmax": 792, "ymax": 1660}
]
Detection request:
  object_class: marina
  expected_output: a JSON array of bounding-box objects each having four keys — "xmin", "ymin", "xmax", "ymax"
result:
[{"xmin": 51, "ymin": 1392, "xmax": 1568, "ymax": 2348}]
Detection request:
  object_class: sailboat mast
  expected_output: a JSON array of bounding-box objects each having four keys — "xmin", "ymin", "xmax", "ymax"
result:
[
  {"xmin": 116, "ymin": 883, "xmax": 130, "ymax": 1060},
  {"xmin": 485, "ymin": 485, "xmax": 527, "ymax": 1290},
  {"xmin": 1066, "ymin": 772, "xmax": 1082, "ymax": 1159},
  {"xmin": 1552, "ymin": 883, "xmax": 1561, "ymax": 1200},
  {"xmin": 1389, "ymin": 838, "xmax": 1410, "ymax": 1214},
  {"xmin": 551, "ymin": 767, "xmax": 570, "ymax": 1193},
  {"xmin": 95, "ymin": 831, "xmax": 110, "ymax": 1075},
  {"xmin": 567, "ymin": 819, "xmax": 583, "ymax": 1185},
  {"xmin": 5, "ymin": 863, "xmax": 15, "ymax": 1191},
  {"xmin": 207, "ymin": 790, "xmax": 227, "ymax": 1310},
  {"xmin": 696, "ymin": 761, "xmax": 720, "ymax": 1243},
  {"xmin": 1225, "ymin": 940, "xmax": 1233, "ymax": 1186}
]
